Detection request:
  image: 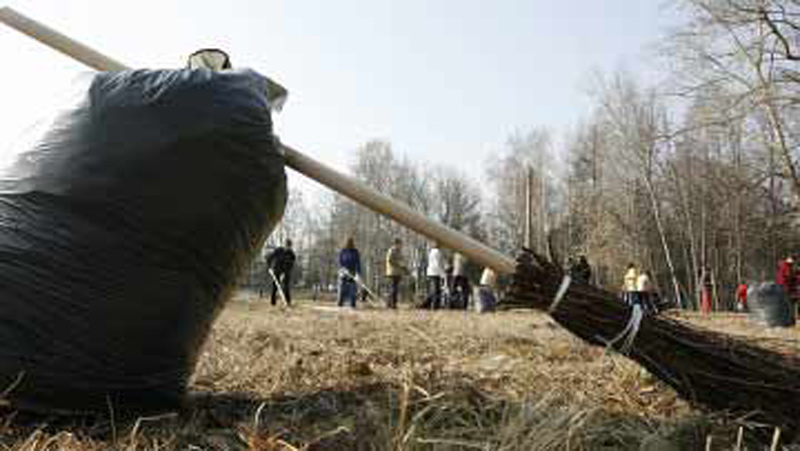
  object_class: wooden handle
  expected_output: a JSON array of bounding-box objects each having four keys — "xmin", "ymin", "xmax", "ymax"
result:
[
  {"xmin": 0, "ymin": 6, "xmax": 516, "ymax": 274},
  {"xmin": 282, "ymin": 145, "xmax": 515, "ymax": 273},
  {"xmin": 0, "ymin": 7, "xmax": 126, "ymax": 72}
]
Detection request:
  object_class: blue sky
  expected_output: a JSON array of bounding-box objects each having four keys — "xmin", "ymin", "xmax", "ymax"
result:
[{"xmin": 0, "ymin": 0, "xmax": 680, "ymax": 197}]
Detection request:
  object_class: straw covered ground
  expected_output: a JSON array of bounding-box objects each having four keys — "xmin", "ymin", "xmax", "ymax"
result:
[{"xmin": 2, "ymin": 297, "xmax": 799, "ymax": 450}]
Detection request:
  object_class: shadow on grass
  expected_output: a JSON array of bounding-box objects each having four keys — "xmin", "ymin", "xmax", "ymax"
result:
[{"xmin": 0, "ymin": 383, "xmax": 791, "ymax": 450}]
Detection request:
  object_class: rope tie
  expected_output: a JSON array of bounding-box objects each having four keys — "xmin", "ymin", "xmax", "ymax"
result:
[
  {"xmin": 598, "ymin": 304, "xmax": 644, "ymax": 355},
  {"xmin": 549, "ymin": 274, "xmax": 572, "ymax": 314}
]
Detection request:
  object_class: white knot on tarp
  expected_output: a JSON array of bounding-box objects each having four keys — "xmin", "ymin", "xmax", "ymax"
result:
[
  {"xmin": 549, "ymin": 274, "xmax": 572, "ymax": 314},
  {"xmin": 598, "ymin": 304, "xmax": 644, "ymax": 355}
]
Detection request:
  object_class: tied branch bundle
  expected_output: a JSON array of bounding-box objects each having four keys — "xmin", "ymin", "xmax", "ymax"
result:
[{"xmin": 508, "ymin": 250, "xmax": 800, "ymax": 433}]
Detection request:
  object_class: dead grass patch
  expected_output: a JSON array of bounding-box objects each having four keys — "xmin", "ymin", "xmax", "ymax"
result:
[{"xmin": 1, "ymin": 300, "xmax": 797, "ymax": 449}]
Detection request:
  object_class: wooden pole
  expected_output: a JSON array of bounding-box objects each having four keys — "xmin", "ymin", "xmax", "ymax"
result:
[
  {"xmin": 0, "ymin": 7, "xmax": 126, "ymax": 72},
  {"xmin": 0, "ymin": 6, "xmax": 516, "ymax": 275},
  {"xmin": 540, "ymin": 170, "xmax": 546, "ymax": 253},
  {"xmin": 283, "ymin": 146, "xmax": 514, "ymax": 273},
  {"xmin": 524, "ymin": 166, "xmax": 532, "ymax": 249}
]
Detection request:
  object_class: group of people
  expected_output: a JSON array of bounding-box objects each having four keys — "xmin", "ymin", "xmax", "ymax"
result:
[
  {"xmin": 620, "ymin": 263, "xmax": 659, "ymax": 313},
  {"xmin": 384, "ymin": 239, "xmax": 496, "ymax": 310},
  {"xmin": 262, "ymin": 237, "xmax": 366, "ymax": 308},
  {"xmin": 566, "ymin": 254, "xmax": 656, "ymax": 311},
  {"xmin": 418, "ymin": 243, "xmax": 473, "ymax": 309},
  {"xmin": 261, "ymin": 240, "xmax": 800, "ymax": 318},
  {"xmin": 261, "ymin": 237, "xmax": 365, "ymax": 308},
  {"xmin": 621, "ymin": 259, "xmax": 788, "ymax": 315},
  {"xmin": 567, "ymin": 255, "xmax": 592, "ymax": 284},
  {"xmin": 262, "ymin": 236, "xmax": 498, "ymax": 311},
  {"xmin": 705, "ymin": 256, "xmax": 799, "ymax": 315}
]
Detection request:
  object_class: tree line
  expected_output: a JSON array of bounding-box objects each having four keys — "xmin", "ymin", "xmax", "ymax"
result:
[{"xmin": 252, "ymin": 0, "xmax": 800, "ymax": 309}]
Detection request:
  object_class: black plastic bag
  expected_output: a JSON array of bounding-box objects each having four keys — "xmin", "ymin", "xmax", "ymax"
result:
[
  {"xmin": 748, "ymin": 282, "xmax": 796, "ymax": 328},
  {"xmin": 0, "ymin": 68, "xmax": 286, "ymax": 413}
]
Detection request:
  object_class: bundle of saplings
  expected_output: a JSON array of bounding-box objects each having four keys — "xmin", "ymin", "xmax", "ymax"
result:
[
  {"xmin": 0, "ymin": 68, "xmax": 286, "ymax": 414},
  {"xmin": 510, "ymin": 250, "xmax": 800, "ymax": 435}
]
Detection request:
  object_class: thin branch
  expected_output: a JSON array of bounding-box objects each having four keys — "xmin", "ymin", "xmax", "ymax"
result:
[{"xmin": 760, "ymin": 5, "xmax": 800, "ymax": 60}]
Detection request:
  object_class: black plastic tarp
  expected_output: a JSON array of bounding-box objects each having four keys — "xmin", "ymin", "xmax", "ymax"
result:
[{"xmin": 0, "ymin": 68, "xmax": 286, "ymax": 413}]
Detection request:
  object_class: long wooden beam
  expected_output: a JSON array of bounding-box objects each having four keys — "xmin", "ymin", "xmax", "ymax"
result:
[{"xmin": 0, "ymin": 6, "xmax": 516, "ymax": 274}]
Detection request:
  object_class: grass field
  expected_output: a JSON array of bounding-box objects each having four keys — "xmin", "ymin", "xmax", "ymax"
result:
[{"xmin": 2, "ymin": 296, "xmax": 799, "ymax": 450}]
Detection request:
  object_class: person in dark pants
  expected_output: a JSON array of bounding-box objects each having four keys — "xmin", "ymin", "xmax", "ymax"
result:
[
  {"xmin": 735, "ymin": 281, "xmax": 748, "ymax": 312},
  {"xmin": 338, "ymin": 237, "xmax": 361, "ymax": 308},
  {"xmin": 637, "ymin": 269, "xmax": 657, "ymax": 314},
  {"xmin": 622, "ymin": 263, "xmax": 638, "ymax": 306},
  {"xmin": 570, "ymin": 255, "xmax": 592, "ymax": 284},
  {"xmin": 385, "ymin": 238, "xmax": 408, "ymax": 309},
  {"xmin": 424, "ymin": 242, "xmax": 445, "ymax": 309},
  {"xmin": 699, "ymin": 266, "xmax": 713, "ymax": 314},
  {"xmin": 266, "ymin": 239, "xmax": 296, "ymax": 306},
  {"xmin": 451, "ymin": 252, "xmax": 471, "ymax": 309}
]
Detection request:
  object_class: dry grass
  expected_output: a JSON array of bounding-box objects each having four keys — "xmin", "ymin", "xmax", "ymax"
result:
[{"xmin": 1, "ymin": 299, "xmax": 798, "ymax": 450}]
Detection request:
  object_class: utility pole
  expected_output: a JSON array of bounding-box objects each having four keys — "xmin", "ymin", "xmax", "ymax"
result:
[
  {"xmin": 539, "ymin": 170, "xmax": 546, "ymax": 253},
  {"xmin": 524, "ymin": 166, "xmax": 533, "ymax": 249}
]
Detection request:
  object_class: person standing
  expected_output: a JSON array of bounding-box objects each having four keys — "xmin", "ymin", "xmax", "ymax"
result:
[
  {"xmin": 425, "ymin": 243, "xmax": 446, "ymax": 309},
  {"xmin": 636, "ymin": 270, "xmax": 655, "ymax": 314},
  {"xmin": 338, "ymin": 237, "xmax": 361, "ymax": 308},
  {"xmin": 451, "ymin": 252, "xmax": 470, "ymax": 309},
  {"xmin": 266, "ymin": 239, "xmax": 296, "ymax": 306},
  {"xmin": 777, "ymin": 256, "xmax": 794, "ymax": 288},
  {"xmin": 475, "ymin": 267, "xmax": 498, "ymax": 313},
  {"xmin": 570, "ymin": 255, "xmax": 592, "ymax": 284},
  {"xmin": 385, "ymin": 238, "xmax": 408, "ymax": 309},
  {"xmin": 699, "ymin": 267, "xmax": 713, "ymax": 314},
  {"xmin": 781, "ymin": 256, "xmax": 800, "ymax": 317},
  {"xmin": 622, "ymin": 263, "xmax": 638, "ymax": 306},
  {"xmin": 735, "ymin": 281, "xmax": 748, "ymax": 312},
  {"xmin": 777, "ymin": 256, "xmax": 796, "ymax": 303}
]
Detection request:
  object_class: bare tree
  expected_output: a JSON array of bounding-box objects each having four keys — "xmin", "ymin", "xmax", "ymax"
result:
[
  {"xmin": 672, "ymin": 0, "xmax": 800, "ymax": 204},
  {"xmin": 486, "ymin": 128, "xmax": 555, "ymax": 255}
]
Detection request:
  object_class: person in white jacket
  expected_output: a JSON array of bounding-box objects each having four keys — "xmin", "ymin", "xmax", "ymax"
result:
[
  {"xmin": 475, "ymin": 268, "xmax": 498, "ymax": 313},
  {"xmin": 425, "ymin": 243, "xmax": 446, "ymax": 309}
]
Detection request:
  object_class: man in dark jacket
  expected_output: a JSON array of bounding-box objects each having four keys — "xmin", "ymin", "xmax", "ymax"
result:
[
  {"xmin": 266, "ymin": 239, "xmax": 296, "ymax": 306},
  {"xmin": 338, "ymin": 237, "xmax": 361, "ymax": 307},
  {"xmin": 570, "ymin": 255, "xmax": 592, "ymax": 284}
]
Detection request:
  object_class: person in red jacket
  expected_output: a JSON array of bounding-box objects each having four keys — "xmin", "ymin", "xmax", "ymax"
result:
[
  {"xmin": 699, "ymin": 267, "xmax": 713, "ymax": 314},
  {"xmin": 775, "ymin": 257, "xmax": 794, "ymax": 289},
  {"xmin": 735, "ymin": 282, "xmax": 748, "ymax": 312},
  {"xmin": 777, "ymin": 256, "xmax": 795, "ymax": 294}
]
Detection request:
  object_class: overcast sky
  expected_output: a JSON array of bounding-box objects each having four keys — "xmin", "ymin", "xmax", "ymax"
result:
[{"xmin": 0, "ymin": 0, "xmax": 680, "ymax": 198}]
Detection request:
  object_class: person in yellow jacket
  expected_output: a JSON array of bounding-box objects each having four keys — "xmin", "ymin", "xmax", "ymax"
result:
[
  {"xmin": 385, "ymin": 238, "xmax": 408, "ymax": 309},
  {"xmin": 622, "ymin": 263, "xmax": 638, "ymax": 306}
]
